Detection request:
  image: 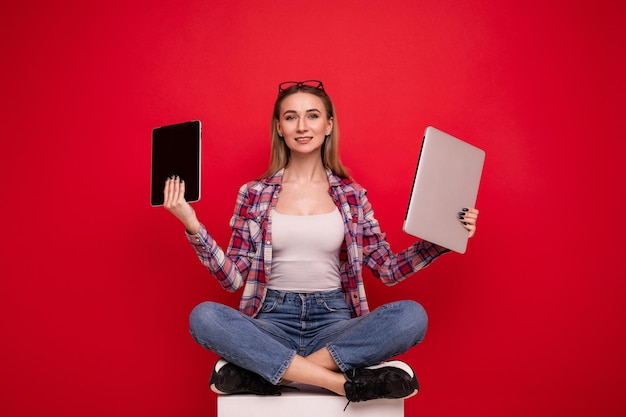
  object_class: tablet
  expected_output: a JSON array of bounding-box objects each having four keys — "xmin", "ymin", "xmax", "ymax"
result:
[
  {"xmin": 150, "ymin": 120, "xmax": 201, "ymax": 206},
  {"xmin": 403, "ymin": 126, "xmax": 485, "ymax": 254}
]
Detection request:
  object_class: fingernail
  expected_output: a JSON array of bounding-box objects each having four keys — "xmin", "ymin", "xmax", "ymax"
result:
[
  {"xmin": 462, "ymin": 208, "xmax": 469, "ymax": 212},
  {"xmin": 458, "ymin": 214, "xmax": 465, "ymax": 219},
  {"xmin": 463, "ymin": 222, "xmax": 468, "ymax": 225}
]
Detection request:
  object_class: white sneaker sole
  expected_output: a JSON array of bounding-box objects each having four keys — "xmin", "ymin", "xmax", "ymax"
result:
[
  {"xmin": 364, "ymin": 360, "xmax": 419, "ymax": 399},
  {"xmin": 365, "ymin": 360, "xmax": 415, "ymax": 378},
  {"xmin": 210, "ymin": 359, "xmax": 230, "ymax": 394}
]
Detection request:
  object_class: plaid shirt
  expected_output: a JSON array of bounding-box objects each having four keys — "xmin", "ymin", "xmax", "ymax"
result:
[{"xmin": 188, "ymin": 169, "xmax": 449, "ymax": 318}]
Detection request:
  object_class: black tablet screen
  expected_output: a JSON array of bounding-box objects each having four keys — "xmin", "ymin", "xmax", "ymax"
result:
[{"xmin": 150, "ymin": 120, "xmax": 201, "ymax": 206}]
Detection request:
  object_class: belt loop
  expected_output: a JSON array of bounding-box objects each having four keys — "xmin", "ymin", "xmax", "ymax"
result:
[{"xmin": 314, "ymin": 291, "xmax": 324, "ymax": 304}]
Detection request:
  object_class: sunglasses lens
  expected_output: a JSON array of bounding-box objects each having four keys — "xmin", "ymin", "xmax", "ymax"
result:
[
  {"xmin": 278, "ymin": 80, "xmax": 325, "ymax": 94},
  {"xmin": 301, "ymin": 80, "xmax": 322, "ymax": 89},
  {"xmin": 278, "ymin": 82, "xmax": 297, "ymax": 91}
]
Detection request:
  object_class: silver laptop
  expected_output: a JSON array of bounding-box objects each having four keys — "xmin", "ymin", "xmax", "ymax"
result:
[{"xmin": 403, "ymin": 126, "xmax": 485, "ymax": 254}]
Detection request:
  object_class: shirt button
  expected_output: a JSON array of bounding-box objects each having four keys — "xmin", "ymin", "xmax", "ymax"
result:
[{"xmin": 266, "ymin": 241, "xmax": 271, "ymax": 245}]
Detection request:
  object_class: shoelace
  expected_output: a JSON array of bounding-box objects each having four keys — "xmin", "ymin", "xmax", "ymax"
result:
[
  {"xmin": 344, "ymin": 370, "xmax": 386, "ymax": 411},
  {"xmin": 343, "ymin": 369, "xmax": 356, "ymax": 411},
  {"xmin": 348, "ymin": 378, "xmax": 389, "ymax": 401},
  {"xmin": 343, "ymin": 368, "xmax": 404, "ymax": 411}
]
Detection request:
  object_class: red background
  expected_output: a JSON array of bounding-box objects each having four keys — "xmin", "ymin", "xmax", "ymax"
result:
[{"xmin": 2, "ymin": 1, "xmax": 624, "ymax": 416}]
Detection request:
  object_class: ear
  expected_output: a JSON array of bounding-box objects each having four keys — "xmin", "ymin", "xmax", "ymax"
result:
[
  {"xmin": 276, "ymin": 120, "xmax": 283, "ymax": 137},
  {"xmin": 326, "ymin": 117, "xmax": 333, "ymax": 135}
]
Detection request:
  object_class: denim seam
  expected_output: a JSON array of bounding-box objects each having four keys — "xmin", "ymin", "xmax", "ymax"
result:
[
  {"xmin": 326, "ymin": 344, "xmax": 349, "ymax": 373},
  {"xmin": 322, "ymin": 305, "xmax": 392, "ymax": 371},
  {"xmin": 271, "ymin": 349, "xmax": 297, "ymax": 385},
  {"xmin": 252, "ymin": 319, "xmax": 297, "ymax": 347}
]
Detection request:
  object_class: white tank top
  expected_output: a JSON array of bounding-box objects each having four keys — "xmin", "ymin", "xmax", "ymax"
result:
[{"xmin": 268, "ymin": 208, "xmax": 344, "ymax": 292}]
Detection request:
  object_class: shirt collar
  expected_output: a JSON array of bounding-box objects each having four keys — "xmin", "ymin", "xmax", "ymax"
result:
[{"xmin": 263, "ymin": 169, "xmax": 284, "ymax": 186}]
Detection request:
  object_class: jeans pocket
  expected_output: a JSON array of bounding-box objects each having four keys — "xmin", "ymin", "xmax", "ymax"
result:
[
  {"xmin": 261, "ymin": 298, "xmax": 279, "ymax": 313},
  {"xmin": 320, "ymin": 297, "xmax": 350, "ymax": 313}
]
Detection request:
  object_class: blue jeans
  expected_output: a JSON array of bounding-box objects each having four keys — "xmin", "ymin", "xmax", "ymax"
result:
[{"xmin": 189, "ymin": 289, "xmax": 427, "ymax": 385}]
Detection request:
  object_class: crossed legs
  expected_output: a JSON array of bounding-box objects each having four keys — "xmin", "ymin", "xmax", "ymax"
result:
[
  {"xmin": 282, "ymin": 348, "xmax": 346, "ymax": 395},
  {"xmin": 189, "ymin": 297, "xmax": 427, "ymax": 396}
]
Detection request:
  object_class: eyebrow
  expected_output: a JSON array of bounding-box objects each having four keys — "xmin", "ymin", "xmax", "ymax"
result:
[{"xmin": 282, "ymin": 108, "xmax": 322, "ymax": 116}]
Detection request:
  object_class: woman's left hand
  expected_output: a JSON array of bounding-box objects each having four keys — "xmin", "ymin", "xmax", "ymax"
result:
[{"xmin": 459, "ymin": 208, "xmax": 479, "ymax": 238}]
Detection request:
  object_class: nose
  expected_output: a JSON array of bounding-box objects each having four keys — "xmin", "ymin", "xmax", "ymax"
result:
[{"xmin": 296, "ymin": 117, "xmax": 308, "ymax": 132}]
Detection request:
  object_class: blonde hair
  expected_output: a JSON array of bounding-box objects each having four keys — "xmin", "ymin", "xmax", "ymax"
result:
[{"xmin": 259, "ymin": 85, "xmax": 350, "ymax": 180}]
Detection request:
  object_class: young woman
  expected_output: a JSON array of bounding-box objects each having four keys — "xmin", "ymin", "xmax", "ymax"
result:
[{"xmin": 163, "ymin": 80, "xmax": 479, "ymax": 404}]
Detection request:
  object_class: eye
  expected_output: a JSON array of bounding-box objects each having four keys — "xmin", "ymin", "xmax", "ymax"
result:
[
  {"xmin": 307, "ymin": 113, "xmax": 320, "ymax": 119},
  {"xmin": 285, "ymin": 115, "xmax": 296, "ymax": 121}
]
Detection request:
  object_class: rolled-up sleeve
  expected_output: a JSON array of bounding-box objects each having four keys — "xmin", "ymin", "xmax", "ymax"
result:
[{"xmin": 361, "ymin": 192, "xmax": 449, "ymax": 285}]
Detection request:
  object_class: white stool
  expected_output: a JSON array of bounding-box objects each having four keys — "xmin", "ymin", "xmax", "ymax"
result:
[{"xmin": 217, "ymin": 384, "xmax": 404, "ymax": 417}]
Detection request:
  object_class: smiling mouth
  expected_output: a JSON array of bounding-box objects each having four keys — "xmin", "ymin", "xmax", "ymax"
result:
[{"xmin": 295, "ymin": 137, "xmax": 313, "ymax": 142}]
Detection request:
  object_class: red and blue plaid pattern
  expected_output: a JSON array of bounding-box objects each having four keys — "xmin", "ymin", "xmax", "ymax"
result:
[{"xmin": 188, "ymin": 169, "xmax": 449, "ymax": 318}]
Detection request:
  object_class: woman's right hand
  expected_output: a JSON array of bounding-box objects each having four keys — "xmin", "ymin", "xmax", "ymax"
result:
[{"xmin": 163, "ymin": 176, "xmax": 201, "ymax": 234}]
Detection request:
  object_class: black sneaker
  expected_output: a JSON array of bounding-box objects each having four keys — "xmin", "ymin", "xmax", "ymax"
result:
[
  {"xmin": 343, "ymin": 361, "xmax": 419, "ymax": 403},
  {"xmin": 209, "ymin": 359, "xmax": 281, "ymax": 396}
]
